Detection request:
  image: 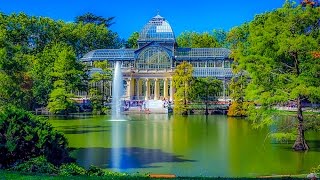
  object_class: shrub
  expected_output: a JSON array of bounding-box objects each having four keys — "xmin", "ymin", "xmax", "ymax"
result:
[
  {"xmin": 0, "ymin": 106, "xmax": 72, "ymax": 168},
  {"xmin": 59, "ymin": 163, "xmax": 86, "ymax": 176},
  {"xmin": 12, "ymin": 156, "xmax": 57, "ymax": 174},
  {"xmin": 311, "ymin": 165, "xmax": 320, "ymax": 173},
  {"xmin": 227, "ymin": 102, "xmax": 248, "ymax": 117},
  {"xmin": 86, "ymin": 165, "xmax": 105, "ymax": 176}
]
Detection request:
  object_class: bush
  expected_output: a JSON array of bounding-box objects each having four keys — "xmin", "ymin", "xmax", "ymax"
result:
[
  {"xmin": 311, "ymin": 165, "xmax": 320, "ymax": 173},
  {"xmin": 0, "ymin": 106, "xmax": 72, "ymax": 168},
  {"xmin": 227, "ymin": 102, "xmax": 248, "ymax": 117},
  {"xmin": 12, "ymin": 156, "xmax": 57, "ymax": 174},
  {"xmin": 86, "ymin": 165, "xmax": 105, "ymax": 176},
  {"xmin": 59, "ymin": 163, "xmax": 86, "ymax": 176}
]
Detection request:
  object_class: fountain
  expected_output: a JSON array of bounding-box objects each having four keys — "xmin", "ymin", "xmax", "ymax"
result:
[
  {"xmin": 111, "ymin": 61, "xmax": 124, "ymax": 120},
  {"xmin": 111, "ymin": 61, "xmax": 125, "ymax": 170}
]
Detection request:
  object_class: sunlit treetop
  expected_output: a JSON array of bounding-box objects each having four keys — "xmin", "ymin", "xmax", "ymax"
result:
[{"xmin": 301, "ymin": 0, "xmax": 319, "ymax": 7}]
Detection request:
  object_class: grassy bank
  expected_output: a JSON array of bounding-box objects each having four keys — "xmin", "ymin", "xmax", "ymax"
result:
[
  {"xmin": 0, "ymin": 170, "xmax": 310, "ymax": 180},
  {"xmin": 0, "ymin": 170, "xmax": 148, "ymax": 180}
]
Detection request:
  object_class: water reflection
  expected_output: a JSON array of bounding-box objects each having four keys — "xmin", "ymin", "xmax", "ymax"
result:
[{"xmin": 49, "ymin": 115, "xmax": 320, "ymax": 177}]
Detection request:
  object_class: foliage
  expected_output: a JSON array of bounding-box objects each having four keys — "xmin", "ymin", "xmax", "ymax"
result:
[
  {"xmin": 190, "ymin": 77, "xmax": 223, "ymax": 115},
  {"xmin": 177, "ymin": 31, "xmax": 221, "ymax": 48},
  {"xmin": 86, "ymin": 165, "xmax": 105, "ymax": 176},
  {"xmin": 0, "ymin": 106, "xmax": 71, "ymax": 168},
  {"xmin": 48, "ymin": 87, "xmax": 77, "ymax": 115},
  {"xmin": 12, "ymin": 156, "xmax": 57, "ymax": 174},
  {"xmin": 227, "ymin": 72, "xmax": 250, "ymax": 117},
  {"xmin": 89, "ymin": 61, "xmax": 112, "ymax": 114},
  {"xmin": 59, "ymin": 163, "xmax": 86, "ymax": 176},
  {"xmin": 227, "ymin": 102, "xmax": 249, "ymax": 117},
  {"xmin": 226, "ymin": 23, "xmax": 250, "ymax": 117},
  {"xmin": 212, "ymin": 29, "xmax": 228, "ymax": 48},
  {"xmin": 75, "ymin": 12, "xmax": 115, "ymax": 28},
  {"xmin": 126, "ymin": 32, "xmax": 139, "ymax": 48},
  {"xmin": 311, "ymin": 164, "xmax": 320, "ymax": 173},
  {"xmin": 47, "ymin": 43, "xmax": 84, "ymax": 114},
  {"xmin": 0, "ymin": 46, "xmax": 33, "ymax": 110},
  {"xmin": 173, "ymin": 61, "xmax": 194, "ymax": 115},
  {"xmin": 0, "ymin": 12, "xmax": 121, "ymax": 110},
  {"xmin": 230, "ymin": 1, "xmax": 320, "ymax": 150}
]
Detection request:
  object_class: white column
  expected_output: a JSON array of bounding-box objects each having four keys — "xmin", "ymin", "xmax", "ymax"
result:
[
  {"xmin": 169, "ymin": 79, "xmax": 174, "ymax": 102},
  {"xmin": 136, "ymin": 79, "xmax": 140, "ymax": 100},
  {"xmin": 126, "ymin": 78, "xmax": 131, "ymax": 99},
  {"xmin": 154, "ymin": 78, "xmax": 159, "ymax": 100},
  {"xmin": 145, "ymin": 79, "xmax": 150, "ymax": 100},
  {"xmin": 126, "ymin": 78, "xmax": 134, "ymax": 100},
  {"xmin": 131, "ymin": 78, "xmax": 135, "ymax": 100},
  {"xmin": 164, "ymin": 78, "xmax": 168, "ymax": 100}
]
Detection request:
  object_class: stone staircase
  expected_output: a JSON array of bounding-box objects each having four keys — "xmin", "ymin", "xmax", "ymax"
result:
[{"xmin": 126, "ymin": 100, "xmax": 169, "ymax": 114}]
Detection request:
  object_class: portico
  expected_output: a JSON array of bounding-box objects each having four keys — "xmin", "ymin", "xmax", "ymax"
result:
[{"xmin": 124, "ymin": 76, "xmax": 174, "ymax": 101}]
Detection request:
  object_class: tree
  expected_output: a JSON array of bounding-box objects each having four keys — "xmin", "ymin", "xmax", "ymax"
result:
[
  {"xmin": 227, "ymin": 24, "xmax": 250, "ymax": 117},
  {"xmin": 212, "ymin": 29, "xmax": 228, "ymax": 48},
  {"xmin": 177, "ymin": 31, "xmax": 220, "ymax": 48},
  {"xmin": 48, "ymin": 43, "xmax": 85, "ymax": 115},
  {"xmin": 0, "ymin": 12, "xmax": 122, "ymax": 111},
  {"xmin": 173, "ymin": 61, "xmax": 194, "ymax": 115},
  {"xmin": 89, "ymin": 61, "xmax": 113, "ymax": 114},
  {"xmin": 191, "ymin": 77, "xmax": 222, "ymax": 115},
  {"xmin": 233, "ymin": 2, "xmax": 320, "ymax": 151},
  {"xmin": 75, "ymin": 12, "xmax": 115, "ymax": 28},
  {"xmin": 126, "ymin": 32, "xmax": 139, "ymax": 48}
]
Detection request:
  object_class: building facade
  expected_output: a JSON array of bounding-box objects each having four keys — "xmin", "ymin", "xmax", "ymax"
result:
[{"xmin": 80, "ymin": 15, "xmax": 232, "ymax": 101}]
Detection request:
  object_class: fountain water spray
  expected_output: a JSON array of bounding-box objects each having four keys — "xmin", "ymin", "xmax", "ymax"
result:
[{"xmin": 111, "ymin": 61, "xmax": 124, "ymax": 120}]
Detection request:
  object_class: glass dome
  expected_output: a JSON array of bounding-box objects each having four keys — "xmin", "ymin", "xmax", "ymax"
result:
[{"xmin": 139, "ymin": 15, "xmax": 175, "ymax": 42}]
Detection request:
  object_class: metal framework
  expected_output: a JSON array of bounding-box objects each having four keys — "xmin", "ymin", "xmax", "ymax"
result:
[
  {"xmin": 81, "ymin": 49, "xmax": 135, "ymax": 61},
  {"xmin": 139, "ymin": 15, "xmax": 175, "ymax": 42},
  {"xmin": 136, "ymin": 46, "xmax": 171, "ymax": 70},
  {"xmin": 80, "ymin": 14, "xmax": 233, "ymax": 80},
  {"xmin": 175, "ymin": 48, "xmax": 231, "ymax": 60}
]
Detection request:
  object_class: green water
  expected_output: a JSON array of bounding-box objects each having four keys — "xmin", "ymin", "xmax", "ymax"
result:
[{"xmin": 48, "ymin": 114, "xmax": 320, "ymax": 177}]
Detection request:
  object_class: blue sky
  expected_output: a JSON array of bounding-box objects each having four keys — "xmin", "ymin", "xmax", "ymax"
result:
[{"xmin": 0, "ymin": 0, "xmax": 289, "ymax": 39}]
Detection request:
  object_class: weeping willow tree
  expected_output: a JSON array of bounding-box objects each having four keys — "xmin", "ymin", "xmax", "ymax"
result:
[{"xmin": 231, "ymin": 1, "xmax": 320, "ymax": 151}]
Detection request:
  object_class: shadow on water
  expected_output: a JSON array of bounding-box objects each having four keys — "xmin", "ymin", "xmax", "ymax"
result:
[
  {"xmin": 74, "ymin": 147, "xmax": 195, "ymax": 169},
  {"xmin": 57, "ymin": 125, "xmax": 111, "ymax": 134}
]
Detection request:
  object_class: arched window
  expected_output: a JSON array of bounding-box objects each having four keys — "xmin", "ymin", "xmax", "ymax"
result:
[{"xmin": 136, "ymin": 47, "xmax": 171, "ymax": 70}]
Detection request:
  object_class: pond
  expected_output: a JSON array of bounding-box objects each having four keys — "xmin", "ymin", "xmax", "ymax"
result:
[{"xmin": 48, "ymin": 114, "xmax": 320, "ymax": 177}]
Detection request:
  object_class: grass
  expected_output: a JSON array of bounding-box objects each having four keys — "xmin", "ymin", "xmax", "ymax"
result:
[{"xmin": 0, "ymin": 170, "xmax": 311, "ymax": 180}]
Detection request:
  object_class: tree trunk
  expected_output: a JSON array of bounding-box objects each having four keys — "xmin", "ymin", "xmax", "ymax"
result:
[
  {"xmin": 205, "ymin": 101, "xmax": 209, "ymax": 115},
  {"xmin": 182, "ymin": 83, "xmax": 188, "ymax": 116},
  {"xmin": 205, "ymin": 87, "xmax": 209, "ymax": 115},
  {"xmin": 292, "ymin": 96, "xmax": 309, "ymax": 151}
]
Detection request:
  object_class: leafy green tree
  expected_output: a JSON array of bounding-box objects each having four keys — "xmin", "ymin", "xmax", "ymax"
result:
[
  {"xmin": 0, "ymin": 33, "xmax": 34, "ymax": 109},
  {"xmin": 48, "ymin": 43, "xmax": 85, "ymax": 114},
  {"xmin": 233, "ymin": 2, "xmax": 320, "ymax": 151},
  {"xmin": 226, "ymin": 24, "xmax": 251, "ymax": 117},
  {"xmin": 173, "ymin": 61, "xmax": 194, "ymax": 115},
  {"xmin": 75, "ymin": 12, "xmax": 115, "ymax": 28},
  {"xmin": 0, "ymin": 12, "xmax": 122, "ymax": 111},
  {"xmin": 212, "ymin": 29, "xmax": 228, "ymax": 48},
  {"xmin": 126, "ymin": 32, "xmax": 139, "ymax": 48},
  {"xmin": 191, "ymin": 77, "xmax": 222, "ymax": 115},
  {"xmin": 89, "ymin": 61, "xmax": 112, "ymax": 114},
  {"xmin": 177, "ymin": 31, "xmax": 220, "ymax": 48}
]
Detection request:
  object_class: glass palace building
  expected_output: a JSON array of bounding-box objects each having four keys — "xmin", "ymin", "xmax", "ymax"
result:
[{"xmin": 80, "ymin": 15, "xmax": 233, "ymax": 101}]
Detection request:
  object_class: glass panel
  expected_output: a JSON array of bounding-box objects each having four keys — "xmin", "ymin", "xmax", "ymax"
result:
[
  {"xmin": 216, "ymin": 60, "xmax": 223, "ymax": 67},
  {"xmin": 136, "ymin": 46, "xmax": 171, "ymax": 70}
]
